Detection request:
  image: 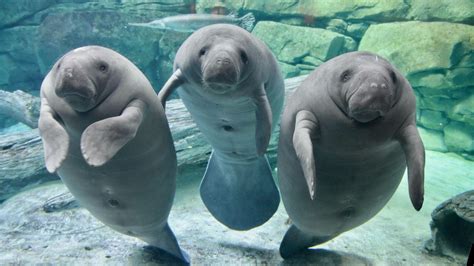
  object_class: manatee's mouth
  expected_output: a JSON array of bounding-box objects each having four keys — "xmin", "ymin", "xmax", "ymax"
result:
[
  {"xmin": 58, "ymin": 85, "xmax": 98, "ymax": 112},
  {"xmin": 349, "ymin": 109, "xmax": 384, "ymax": 123},
  {"xmin": 202, "ymin": 81, "xmax": 236, "ymax": 94}
]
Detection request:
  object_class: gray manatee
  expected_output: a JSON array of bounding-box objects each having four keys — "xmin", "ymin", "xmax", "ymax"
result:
[
  {"xmin": 278, "ymin": 51, "xmax": 425, "ymax": 258},
  {"xmin": 159, "ymin": 24, "xmax": 284, "ymax": 230},
  {"xmin": 38, "ymin": 46, "xmax": 189, "ymax": 263}
]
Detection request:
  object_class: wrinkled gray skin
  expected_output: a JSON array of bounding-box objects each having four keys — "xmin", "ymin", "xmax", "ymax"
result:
[
  {"xmin": 38, "ymin": 46, "xmax": 189, "ymax": 263},
  {"xmin": 159, "ymin": 24, "xmax": 284, "ymax": 230},
  {"xmin": 278, "ymin": 51, "xmax": 425, "ymax": 258}
]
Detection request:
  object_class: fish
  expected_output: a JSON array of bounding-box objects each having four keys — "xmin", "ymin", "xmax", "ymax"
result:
[{"xmin": 128, "ymin": 13, "xmax": 256, "ymax": 32}]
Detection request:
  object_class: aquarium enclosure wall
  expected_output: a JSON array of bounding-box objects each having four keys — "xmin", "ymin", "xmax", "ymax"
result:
[{"xmin": 0, "ymin": 0, "xmax": 473, "ymax": 265}]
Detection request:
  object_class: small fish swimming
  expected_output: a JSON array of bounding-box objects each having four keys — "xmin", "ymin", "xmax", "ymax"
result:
[{"xmin": 128, "ymin": 13, "xmax": 255, "ymax": 32}]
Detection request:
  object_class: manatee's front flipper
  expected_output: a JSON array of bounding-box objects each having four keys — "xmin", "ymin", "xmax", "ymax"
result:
[
  {"xmin": 142, "ymin": 223, "xmax": 190, "ymax": 264},
  {"xmin": 396, "ymin": 119, "xmax": 425, "ymax": 211},
  {"xmin": 253, "ymin": 84, "xmax": 272, "ymax": 156},
  {"xmin": 81, "ymin": 99, "xmax": 146, "ymax": 167},
  {"xmin": 200, "ymin": 151, "xmax": 280, "ymax": 230},
  {"xmin": 280, "ymin": 225, "xmax": 332, "ymax": 259},
  {"xmin": 293, "ymin": 110, "xmax": 320, "ymax": 200},
  {"xmin": 158, "ymin": 69, "xmax": 185, "ymax": 108},
  {"xmin": 38, "ymin": 97, "xmax": 69, "ymax": 173}
]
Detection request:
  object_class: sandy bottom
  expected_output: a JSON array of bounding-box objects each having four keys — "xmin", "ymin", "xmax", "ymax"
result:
[{"xmin": 0, "ymin": 150, "xmax": 472, "ymax": 265}]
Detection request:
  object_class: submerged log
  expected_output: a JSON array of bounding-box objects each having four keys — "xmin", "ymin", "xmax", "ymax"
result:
[
  {"xmin": 0, "ymin": 75, "xmax": 307, "ymax": 202},
  {"xmin": 0, "ymin": 90, "xmax": 41, "ymax": 128}
]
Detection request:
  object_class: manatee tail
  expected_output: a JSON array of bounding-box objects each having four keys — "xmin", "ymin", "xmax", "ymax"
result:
[
  {"xmin": 238, "ymin": 12, "xmax": 256, "ymax": 32},
  {"xmin": 280, "ymin": 225, "xmax": 332, "ymax": 259},
  {"xmin": 141, "ymin": 223, "xmax": 190, "ymax": 264},
  {"xmin": 200, "ymin": 151, "xmax": 280, "ymax": 230}
]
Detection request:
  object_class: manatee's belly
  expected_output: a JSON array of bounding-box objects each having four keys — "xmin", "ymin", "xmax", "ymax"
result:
[
  {"xmin": 57, "ymin": 146, "xmax": 176, "ymax": 233},
  {"xmin": 179, "ymin": 88, "xmax": 263, "ymax": 161},
  {"xmin": 280, "ymin": 142, "xmax": 406, "ymax": 236}
]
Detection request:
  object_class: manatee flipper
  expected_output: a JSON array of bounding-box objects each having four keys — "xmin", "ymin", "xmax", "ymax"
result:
[
  {"xmin": 280, "ymin": 225, "xmax": 332, "ymax": 259},
  {"xmin": 38, "ymin": 96, "xmax": 69, "ymax": 173},
  {"xmin": 293, "ymin": 110, "xmax": 319, "ymax": 200},
  {"xmin": 200, "ymin": 151, "xmax": 280, "ymax": 230},
  {"xmin": 158, "ymin": 69, "xmax": 185, "ymax": 108},
  {"xmin": 81, "ymin": 99, "xmax": 146, "ymax": 167},
  {"xmin": 142, "ymin": 223, "xmax": 190, "ymax": 264},
  {"xmin": 253, "ymin": 84, "xmax": 272, "ymax": 156},
  {"xmin": 396, "ymin": 119, "xmax": 425, "ymax": 211}
]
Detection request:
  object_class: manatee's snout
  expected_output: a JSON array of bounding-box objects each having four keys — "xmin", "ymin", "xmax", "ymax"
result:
[
  {"xmin": 55, "ymin": 62, "xmax": 97, "ymax": 112},
  {"xmin": 348, "ymin": 77, "xmax": 393, "ymax": 123},
  {"xmin": 203, "ymin": 51, "xmax": 240, "ymax": 92}
]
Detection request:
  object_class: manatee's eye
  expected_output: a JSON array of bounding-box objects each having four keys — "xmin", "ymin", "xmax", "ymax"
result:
[
  {"xmin": 199, "ymin": 48, "xmax": 207, "ymax": 57},
  {"xmin": 389, "ymin": 70, "xmax": 397, "ymax": 84},
  {"xmin": 99, "ymin": 63, "xmax": 108, "ymax": 72},
  {"xmin": 57, "ymin": 63, "xmax": 61, "ymax": 69},
  {"xmin": 240, "ymin": 51, "xmax": 248, "ymax": 64},
  {"xmin": 340, "ymin": 70, "xmax": 352, "ymax": 82}
]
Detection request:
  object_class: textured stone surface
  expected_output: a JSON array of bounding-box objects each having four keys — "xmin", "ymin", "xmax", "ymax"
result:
[
  {"xmin": 359, "ymin": 22, "xmax": 474, "ymax": 78},
  {"xmin": 36, "ymin": 11, "xmax": 163, "ymax": 88},
  {"xmin": 0, "ymin": 26, "xmax": 41, "ymax": 90},
  {"xmin": 443, "ymin": 122, "xmax": 474, "ymax": 153},
  {"xmin": 419, "ymin": 110, "xmax": 449, "ymax": 131},
  {"xmin": 407, "ymin": 0, "xmax": 474, "ymax": 24},
  {"xmin": 252, "ymin": 21, "xmax": 356, "ymax": 76},
  {"xmin": 0, "ymin": 0, "xmax": 56, "ymax": 29},
  {"xmin": 1, "ymin": 148, "xmax": 472, "ymax": 265},
  {"xmin": 424, "ymin": 190, "xmax": 474, "ymax": 258},
  {"xmin": 449, "ymin": 94, "xmax": 474, "ymax": 127},
  {"xmin": 196, "ymin": 0, "xmax": 410, "ymax": 22},
  {"xmin": 0, "ymin": 0, "xmax": 193, "ymax": 91},
  {"xmin": 418, "ymin": 127, "xmax": 448, "ymax": 153}
]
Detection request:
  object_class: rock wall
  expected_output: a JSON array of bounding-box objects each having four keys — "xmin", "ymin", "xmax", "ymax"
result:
[
  {"xmin": 0, "ymin": 0, "xmax": 194, "ymax": 92},
  {"xmin": 0, "ymin": 0, "xmax": 472, "ymax": 158}
]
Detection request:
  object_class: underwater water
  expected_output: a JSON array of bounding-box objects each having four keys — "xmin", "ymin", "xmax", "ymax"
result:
[{"xmin": 0, "ymin": 0, "xmax": 473, "ymax": 265}]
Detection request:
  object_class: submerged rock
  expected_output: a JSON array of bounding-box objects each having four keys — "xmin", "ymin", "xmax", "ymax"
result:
[
  {"xmin": 252, "ymin": 21, "xmax": 356, "ymax": 77},
  {"xmin": 418, "ymin": 127, "xmax": 448, "ymax": 153},
  {"xmin": 359, "ymin": 21, "xmax": 474, "ymax": 78},
  {"xmin": 443, "ymin": 122, "xmax": 474, "ymax": 153},
  {"xmin": 36, "ymin": 11, "xmax": 163, "ymax": 88},
  {"xmin": 197, "ymin": 0, "xmax": 410, "ymax": 22},
  {"xmin": 425, "ymin": 190, "xmax": 474, "ymax": 258},
  {"xmin": 407, "ymin": 0, "xmax": 474, "ymax": 24}
]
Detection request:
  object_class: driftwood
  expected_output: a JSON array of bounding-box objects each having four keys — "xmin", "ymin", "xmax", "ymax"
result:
[
  {"xmin": 0, "ymin": 75, "xmax": 307, "ymax": 202},
  {"xmin": 0, "ymin": 90, "xmax": 40, "ymax": 128}
]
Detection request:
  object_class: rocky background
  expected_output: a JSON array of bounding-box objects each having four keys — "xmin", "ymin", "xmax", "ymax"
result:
[
  {"xmin": 0, "ymin": 0, "xmax": 473, "ymax": 159},
  {"xmin": 0, "ymin": 1, "xmax": 473, "ymax": 263}
]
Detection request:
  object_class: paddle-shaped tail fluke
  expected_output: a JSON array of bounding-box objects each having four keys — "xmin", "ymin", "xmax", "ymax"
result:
[
  {"xmin": 200, "ymin": 151, "xmax": 280, "ymax": 230},
  {"xmin": 141, "ymin": 223, "xmax": 190, "ymax": 264},
  {"xmin": 280, "ymin": 225, "xmax": 332, "ymax": 259}
]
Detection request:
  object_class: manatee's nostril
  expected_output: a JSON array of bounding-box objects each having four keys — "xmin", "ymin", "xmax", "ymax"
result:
[
  {"xmin": 381, "ymin": 84, "xmax": 387, "ymax": 89},
  {"xmin": 216, "ymin": 58, "xmax": 231, "ymax": 65},
  {"xmin": 370, "ymin": 83, "xmax": 378, "ymax": 89},
  {"xmin": 223, "ymin": 125, "xmax": 233, "ymax": 131},
  {"xmin": 108, "ymin": 199, "xmax": 119, "ymax": 208},
  {"xmin": 65, "ymin": 68, "xmax": 74, "ymax": 78}
]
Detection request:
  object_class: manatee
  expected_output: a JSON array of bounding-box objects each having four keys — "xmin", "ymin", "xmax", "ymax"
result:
[
  {"xmin": 159, "ymin": 24, "xmax": 284, "ymax": 230},
  {"xmin": 277, "ymin": 51, "xmax": 425, "ymax": 258},
  {"xmin": 38, "ymin": 46, "xmax": 189, "ymax": 263}
]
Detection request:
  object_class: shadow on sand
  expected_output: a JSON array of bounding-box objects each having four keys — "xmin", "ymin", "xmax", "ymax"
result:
[{"xmin": 280, "ymin": 248, "xmax": 372, "ymax": 265}]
